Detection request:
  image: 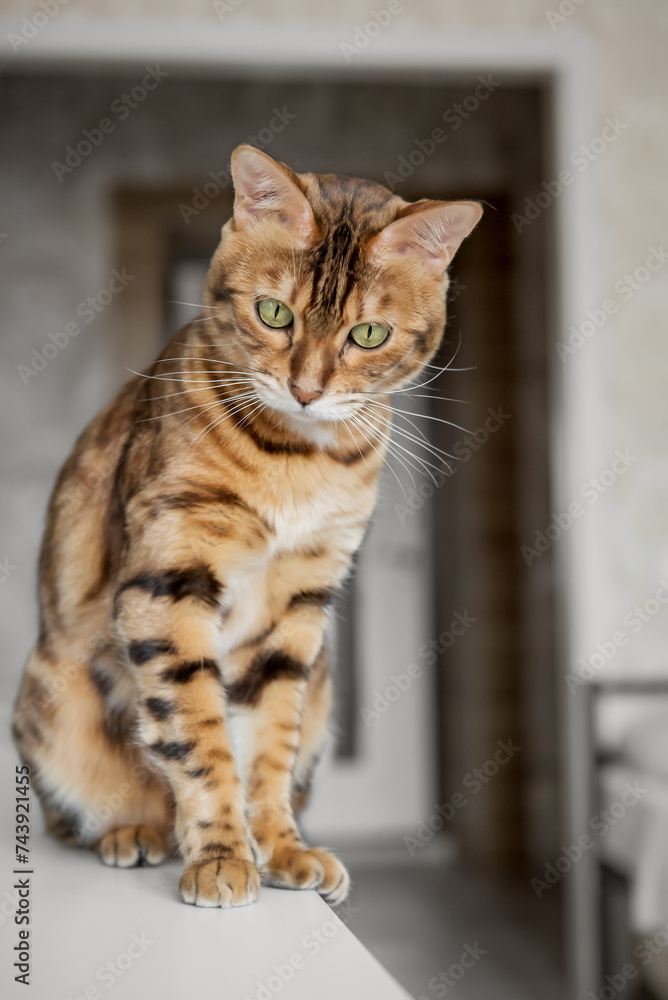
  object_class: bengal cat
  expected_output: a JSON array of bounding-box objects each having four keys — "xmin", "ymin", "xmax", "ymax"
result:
[{"xmin": 12, "ymin": 145, "xmax": 482, "ymax": 907}]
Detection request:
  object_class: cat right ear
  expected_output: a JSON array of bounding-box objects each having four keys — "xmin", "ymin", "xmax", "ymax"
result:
[
  {"xmin": 230, "ymin": 145, "xmax": 317, "ymax": 242},
  {"xmin": 368, "ymin": 200, "xmax": 483, "ymax": 274}
]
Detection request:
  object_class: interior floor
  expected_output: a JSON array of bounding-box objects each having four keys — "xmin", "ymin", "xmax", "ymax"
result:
[{"xmin": 346, "ymin": 857, "xmax": 566, "ymax": 1000}]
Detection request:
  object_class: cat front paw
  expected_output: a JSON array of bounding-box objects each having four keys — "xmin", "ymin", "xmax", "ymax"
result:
[
  {"xmin": 97, "ymin": 825, "xmax": 169, "ymax": 868},
  {"xmin": 179, "ymin": 856, "xmax": 260, "ymax": 908},
  {"xmin": 262, "ymin": 846, "xmax": 350, "ymax": 905}
]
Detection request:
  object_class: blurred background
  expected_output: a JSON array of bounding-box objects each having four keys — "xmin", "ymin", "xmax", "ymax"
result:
[{"xmin": 1, "ymin": 3, "xmax": 667, "ymax": 999}]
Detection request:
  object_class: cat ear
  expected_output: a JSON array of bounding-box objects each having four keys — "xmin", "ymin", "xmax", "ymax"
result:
[
  {"xmin": 368, "ymin": 200, "xmax": 483, "ymax": 274},
  {"xmin": 230, "ymin": 144, "xmax": 317, "ymax": 241}
]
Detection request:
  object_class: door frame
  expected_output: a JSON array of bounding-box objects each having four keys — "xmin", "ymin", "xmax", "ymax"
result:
[{"xmin": 0, "ymin": 18, "xmax": 602, "ymax": 993}]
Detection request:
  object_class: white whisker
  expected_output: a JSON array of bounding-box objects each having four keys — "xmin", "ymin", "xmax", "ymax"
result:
[
  {"xmin": 155, "ymin": 356, "xmax": 261, "ymax": 373},
  {"xmin": 348, "ymin": 411, "xmax": 409, "ymax": 499},
  {"xmin": 356, "ymin": 411, "xmax": 440, "ymax": 485},
  {"xmin": 128, "ymin": 369, "xmax": 258, "ymax": 386},
  {"xmin": 340, "ymin": 414, "xmax": 373, "ymax": 477},
  {"xmin": 165, "ymin": 300, "xmax": 217, "ymax": 309},
  {"xmin": 187, "ymin": 391, "xmax": 262, "ymax": 451},
  {"xmin": 370, "ymin": 399, "xmax": 471, "ymax": 436},
  {"xmin": 367, "ymin": 405, "xmax": 454, "ymax": 468},
  {"xmin": 354, "ymin": 409, "xmax": 423, "ymax": 487},
  {"xmin": 423, "ymin": 364, "xmax": 476, "ymax": 373},
  {"xmin": 137, "ymin": 387, "xmax": 258, "ymax": 424}
]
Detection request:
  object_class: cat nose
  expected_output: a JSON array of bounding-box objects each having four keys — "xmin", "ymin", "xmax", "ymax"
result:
[{"xmin": 289, "ymin": 382, "xmax": 323, "ymax": 407}]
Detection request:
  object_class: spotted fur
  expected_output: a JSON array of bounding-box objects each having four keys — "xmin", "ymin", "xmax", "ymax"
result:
[{"xmin": 13, "ymin": 146, "xmax": 481, "ymax": 907}]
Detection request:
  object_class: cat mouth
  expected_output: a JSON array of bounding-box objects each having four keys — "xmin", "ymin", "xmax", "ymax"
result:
[{"xmin": 256, "ymin": 388, "xmax": 359, "ymax": 426}]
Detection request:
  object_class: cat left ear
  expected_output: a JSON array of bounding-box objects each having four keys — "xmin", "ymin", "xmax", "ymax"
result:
[
  {"xmin": 368, "ymin": 200, "xmax": 483, "ymax": 274},
  {"xmin": 230, "ymin": 145, "xmax": 317, "ymax": 241}
]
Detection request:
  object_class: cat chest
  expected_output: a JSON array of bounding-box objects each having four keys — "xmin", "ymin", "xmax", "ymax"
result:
[{"xmin": 212, "ymin": 496, "xmax": 362, "ymax": 655}]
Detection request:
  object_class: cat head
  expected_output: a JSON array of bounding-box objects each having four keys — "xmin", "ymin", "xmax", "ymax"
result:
[{"xmin": 203, "ymin": 145, "xmax": 481, "ymax": 427}]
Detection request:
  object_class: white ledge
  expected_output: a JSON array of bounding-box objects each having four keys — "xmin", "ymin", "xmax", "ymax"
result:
[{"xmin": 0, "ymin": 726, "xmax": 412, "ymax": 999}]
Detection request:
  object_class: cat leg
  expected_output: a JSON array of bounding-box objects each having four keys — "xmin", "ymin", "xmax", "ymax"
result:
[
  {"xmin": 291, "ymin": 644, "xmax": 333, "ymax": 815},
  {"xmin": 228, "ymin": 614, "xmax": 349, "ymax": 905},
  {"xmin": 114, "ymin": 566, "xmax": 259, "ymax": 908},
  {"xmin": 12, "ymin": 644, "xmax": 173, "ymax": 857}
]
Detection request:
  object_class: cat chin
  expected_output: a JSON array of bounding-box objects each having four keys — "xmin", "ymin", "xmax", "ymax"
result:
[
  {"xmin": 257, "ymin": 392, "xmax": 356, "ymax": 446},
  {"xmin": 282, "ymin": 413, "xmax": 340, "ymax": 447}
]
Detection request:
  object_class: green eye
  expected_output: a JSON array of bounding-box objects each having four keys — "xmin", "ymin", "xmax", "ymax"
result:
[
  {"xmin": 349, "ymin": 322, "xmax": 390, "ymax": 349},
  {"xmin": 257, "ymin": 298, "xmax": 293, "ymax": 328}
]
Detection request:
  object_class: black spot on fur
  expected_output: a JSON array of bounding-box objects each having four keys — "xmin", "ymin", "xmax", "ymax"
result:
[
  {"xmin": 128, "ymin": 639, "xmax": 175, "ymax": 666},
  {"xmin": 225, "ymin": 651, "xmax": 309, "ymax": 707},
  {"xmin": 102, "ymin": 707, "xmax": 132, "ymax": 748},
  {"xmin": 201, "ymin": 842, "xmax": 233, "ymax": 855},
  {"xmin": 149, "ymin": 740, "xmax": 194, "ymax": 761},
  {"xmin": 186, "ymin": 766, "xmax": 213, "ymax": 779},
  {"xmin": 160, "ymin": 659, "xmax": 221, "ymax": 684},
  {"xmin": 144, "ymin": 697, "xmax": 175, "ymax": 721},
  {"xmin": 151, "ymin": 485, "xmax": 250, "ymax": 514},
  {"xmin": 212, "ymin": 283, "xmax": 237, "ymax": 303},
  {"xmin": 89, "ymin": 665, "xmax": 114, "ymax": 699},
  {"xmin": 288, "ymin": 588, "xmax": 334, "ymax": 609},
  {"xmin": 117, "ymin": 564, "xmax": 222, "ymax": 611}
]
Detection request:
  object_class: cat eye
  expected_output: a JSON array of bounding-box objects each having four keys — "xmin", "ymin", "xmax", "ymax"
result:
[
  {"xmin": 349, "ymin": 322, "xmax": 390, "ymax": 349},
  {"xmin": 257, "ymin": 298, "xmax": 294, "ymax": 329}
]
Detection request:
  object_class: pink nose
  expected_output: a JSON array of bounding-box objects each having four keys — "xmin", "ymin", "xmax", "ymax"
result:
[{"xmin": 289, "ymin": 382, "xmax": 323, "ymax": 407}]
